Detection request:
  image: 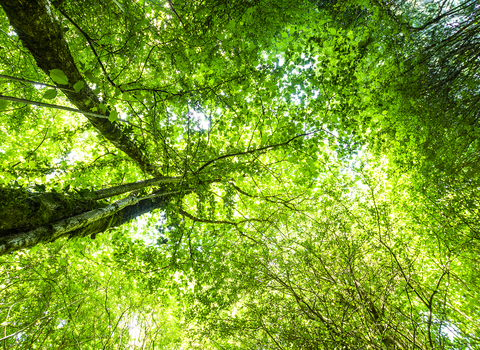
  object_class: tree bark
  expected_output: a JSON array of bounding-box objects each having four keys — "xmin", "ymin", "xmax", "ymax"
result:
[
  {"xmin": 0, "ymin": 0, "xmax": 159, "ymax": 175},
  {"xmin": 93, "ymin": 176, "xmax": 182, "ymax": 200},
  {"xmin": 0, "ymin": 172, "xmax": 192, "ymax": 255},
  {"xmin": 0, "ymin": 191, "xmax": 173, "ymax": 255}
]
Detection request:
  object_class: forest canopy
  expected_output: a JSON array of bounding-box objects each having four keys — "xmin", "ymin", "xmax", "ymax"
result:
[{"xmin": 1, "ymin": 0, "xmax": 479, "ymax": 348}]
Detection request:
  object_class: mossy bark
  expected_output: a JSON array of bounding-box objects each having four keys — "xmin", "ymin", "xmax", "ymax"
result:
[
  {"xmin": 0, "ymin": 187, "xmax": 100, "ymax": 237},
  {"xmin": 0, "ymin": 187, "xmax": 170, "ymax": 255}
]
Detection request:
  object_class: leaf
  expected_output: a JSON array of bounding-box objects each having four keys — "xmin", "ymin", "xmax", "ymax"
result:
[
  {"xmin": 42, "ymin": 89, "xmax": 57, "ymax": 100},
  {"xmin": 34, "ymin": 183, "xmax": 46, "ymax": 192},
  {"xmin": 108, "ymin": 109, "xmax": 118, "ymax": 122},
  {"xmin": 49, "ymin": 69, "xmax": 69, "ymax": 85},
  {"xmin": 76, "ymin": 188, "xmax": 94, "ymax": 199},
  {"xmin": 84, "ymin": 71, "xmax": 96, "ymax": 82},
  {"xmin": 73, "ymin": 81, "xmax": 85, "ymax": 92},
  {"xmin": 99, "ymin": 103, "xmax": 107, "ymax": 113}
]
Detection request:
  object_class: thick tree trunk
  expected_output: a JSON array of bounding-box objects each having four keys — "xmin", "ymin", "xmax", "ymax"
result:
[
  {"xmin": 0, "ymin": 189, "xmax": 172, "ymax": 255},
  {"xmin": 0, "ymin": 174, "xmax": 190, "ymax": 255},
  {"xmin": 0, "ymin": 0, "xmax": 159, "ymax": 175}
]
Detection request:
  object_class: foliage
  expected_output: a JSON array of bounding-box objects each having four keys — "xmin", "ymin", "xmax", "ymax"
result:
[
  {"xmin": 0, "ymin": 0, "xmax": 479, "ymax": 348},
  {"xmin": 0, "ymin": 234, "xmax": 183, "ymax": 349}
]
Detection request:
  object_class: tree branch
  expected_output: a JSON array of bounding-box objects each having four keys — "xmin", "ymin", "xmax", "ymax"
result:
[
  {"xmin": 0, "ymin": 73, "xmax": 78, "ymax": 94},
  {"xmin": 11, "ymin": 126, "xmax": 49, "ymax": 168},
  {"xmin": 0, "ymin": 94, "xmax": 116, "ymax": 120},
  {"xmin": 196, "ymin": 130, "xmax": 320, "ymax": 173},
  {"xmin": 0, "ymin": 190, "xmax": 177, "ymax": 255},
  {"xmin": 56, "ymin": 7, "xmax": 118, "ymax": 88},
  {"xmin": 93, "ymin": 176, "xmax": 181, "ymax": 200}
]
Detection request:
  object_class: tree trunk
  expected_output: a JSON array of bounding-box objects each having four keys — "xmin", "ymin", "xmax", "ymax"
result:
[
  {"xmin": 0, "ymin": 187, "xmax": 172, "ymax": 255},
  {"xmin": 0, "ymin": 0, "xmax": 159, "ymax": 175}
]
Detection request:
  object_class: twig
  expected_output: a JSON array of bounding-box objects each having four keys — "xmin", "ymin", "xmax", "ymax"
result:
[
  {"xmin": 11, "ymin": 127, "xmax": 50, "ymax": 168},
  {"xmin": 196, "ymin": 130, "xmax": 321, "ymax": 173},
  {"xmin": 0, "ymin": 74, "xmax": 79, "ymax": 94},
  {"xmin": 0, "ymin": 94, "xmax": 112, "ymax": 119}
]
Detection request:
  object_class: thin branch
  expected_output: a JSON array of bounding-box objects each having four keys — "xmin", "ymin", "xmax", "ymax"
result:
[
  {"xmin": 0, "ymin": 296, "xmax": 88, "ymax": 342},
  {"xmin": 0, "ymin": 94, "xmax": 114, "ymax": 119},
  {"xmin": 166, "ymin": 0, "xmax": 185, "ymax": 27},
  {"xmin": 261, "ymin": 319, "xmax": 285, "ymax": 350},
  {"xmin": 57, "ymin": 8, "xmax": 117, "ymax": 88},
  {"xmin": 11, "ymin": 127, "xmax": 50, "ymax": 168},
  {"xmin": 177, "ymin": 207, "xmax": 269, "ymax": 245},
  {"xmin": 196, "ymin": 130, "xmax": 321, "ymax": 173},
  {"xmin": 178, "ymin": 208, "xmax": 238, "ymax": 226},
  {"xmin": 0, "ymin": 74, "xmax": 78, "ymax": 94}
]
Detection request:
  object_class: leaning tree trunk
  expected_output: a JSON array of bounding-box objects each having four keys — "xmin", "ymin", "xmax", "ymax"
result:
[
  {"xmin": 0, "ymin": 0, "xmax": 159, "ymax": 175},
  {"xmin": 0, "ymin": 186, "xmax": 174, "ymax": 255}
]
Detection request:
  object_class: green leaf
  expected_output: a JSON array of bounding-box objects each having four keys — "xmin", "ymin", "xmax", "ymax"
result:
[
  {"xmin": 108, "ymin": 109, "xmax": 118, "ymax": 122},
  {"xmin": 42, "ymin": 89, "xmax": 57, "ymax": 100},
  {"xmin": 49, "ymin": 69, "xmax": 69, "ymax": 85},
  {"xmin": 73, "ymin": 81, "xmax": 85, "ymax": 92},
  {"xmin": 84, "ymin": 71, "xmax": 96, "ymax": 82},
  {"xmin": 34, "ymin": 183, "xmax": 46, "ymax": 192},
  {"xmin": 99, "ymin": 103, "xmax": 107, "ymax": 113}
]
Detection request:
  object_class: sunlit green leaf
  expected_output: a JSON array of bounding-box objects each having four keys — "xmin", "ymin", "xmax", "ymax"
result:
[
  {"xmin": 73, "ymin": 80, "xmax": 85, "ymax": 92},
  {"xmin": 108, "ymin": 109, "xmax": 118, "ymax": 122}
]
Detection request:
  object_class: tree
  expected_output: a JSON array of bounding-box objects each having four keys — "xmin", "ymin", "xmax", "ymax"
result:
[
  {"xmin": 1, "ymin": 0, "xmax": 480, "ymax": 349},
  {"xmin": 0, "ymin": 0, "xmax": 325, "ymax": 254},
  {"xmin": 177, "ymin": 161, "xmax": 480, "ymax": 349}
]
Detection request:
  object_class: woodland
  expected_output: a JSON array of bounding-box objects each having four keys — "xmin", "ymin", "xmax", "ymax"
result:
[{"xmin": 0, "ymin": 0, "xmax": 479, "ymax": 348}]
